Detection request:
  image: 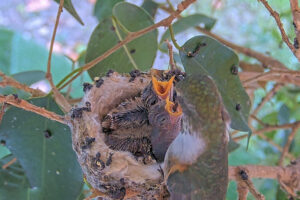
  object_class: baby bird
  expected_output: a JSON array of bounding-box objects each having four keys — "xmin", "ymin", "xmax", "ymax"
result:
[
  {"xmin": 101, "ymin": 75, "xmax": 181, "ymax": 163},
  {"xmin": 141, "ymin": 75, "xmax": 175, "ymax": 108},
  {"xmin": 148, "ymin": 96, "xmax": 182, "ymax": 162}
]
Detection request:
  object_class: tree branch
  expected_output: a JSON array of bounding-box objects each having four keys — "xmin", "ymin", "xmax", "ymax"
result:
[
  {"xmin": 229, "ymin": 159, "xmax": 300, "ymax": 196},
  {"xmin": 165, "ymin": 39, "xmax": 176, "ymax": 70},
  {"xmin": 290, "ymin": 0, "xmax": 300, "ymax": 60},
  {"xmin": 0, "ymin": 95, "xmax": 66, "ymax": 124},
  {"xmin": 252, "ymin": 83, "xmax": 283, "ymax": 116},
  {"xmin": 2, "ymin": 157, "xmax": 17, "ymax": 169},
  {"xmin": 258, "ymin": 0, "xmax": 300, "ymax": 61},
  {"xmin": 279, "ymin": 123, "xmax": 300, "ymax": 166},
  {"xmin": 46, "ymin": 0, "xmax": 71, "ymax": 113},
  {"xmin": 0, "ymin": 71, "xmax": 45, "ymax": 97}
]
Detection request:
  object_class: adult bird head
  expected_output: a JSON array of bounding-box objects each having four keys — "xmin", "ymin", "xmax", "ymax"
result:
[{"xmin": 163, "ymin": 74, "xmax": 230, "ymax": 200}]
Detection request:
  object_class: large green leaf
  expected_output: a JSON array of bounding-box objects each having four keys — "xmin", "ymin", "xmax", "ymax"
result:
[
  {"xmin": 54, "ymin": 0, "xmax": 84, "ymax": 25},
  {"xmin": 93, "ymin": 0, "xmax": 123, "ymax": 22},
  {"xmin": 160, "ymin": 14, "xmax": 216, "ymax": 45},
  {"xmin": 0, "ymin": 96, "xmax": 83, "ymax": 200},
  {"xmin": 0, "ymin": 155, "xmax": 40, "ymax": 200},
  {"xmin": 86, "ymin": 2, "xmax": 158, "ymax": 78},
  {"xmin": 180, "ymin": 36, "xmax": 251, "ymax": 133},
  {"xmin": 141, "ymin": 0, "xmax": 159, "ymax": 18}
]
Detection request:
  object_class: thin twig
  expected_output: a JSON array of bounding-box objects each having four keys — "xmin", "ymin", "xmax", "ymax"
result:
[
  {"xmin": 0, "ymin": 71, "xmax": 45, "ymax": 97},
  {"xmin": 252, "ymin": 83, "xmax": 283, "ymax": 116},
  {"xmin": 0, "ymin": 95, "xmax": 66, "ymax": 124},
  {"xmin": 57, "ymin": 0, "xmax": 196, "ymax": 90},
  {"xmin": 258, "ymin": 134, "xmax": 294, "ymax": 160},
  {"xmin": 0, "ymin": 103, "xmax": 7, "ymax": 126},
  {"xmin": 242, "ymin": 71, "xmax": 273, "ymax": 86},
  {"xmin": 251, "ymin": 115, "xmax": 268, "ymax": 127},
  {"xmin": 2, "ymin": 157, "xmax": 17, "ymax": 169},
  {"xmin": 234, "ymin": 121, "xmax": 300, "ymax": 140},
  {"xmin": 46, "ymin": 0, "xmax": 71, "ymax": 113},
  {"xmin": 239, "ymin": 71, "xmax": 300, "ymax": 87},
  {"xmin": 165, "ymin": 39, "xmax": 176, "ymax": 70},
  {"xmin": 290, "ymin": 0, "xmax": 300, "ymax": 60},
  {"xmin": 258, "ymin": 0, "xmax": 298, "ymax": 61},
  {"xmin": 112, "ymin": 17, "xmax": 139, "ymax": 70},
  {"xmin": 237, "ymin": 180, "xmax": 249, "ymax": 200},
  {"xmin": 66, "ymin": 61, "xmax": 75, "ymax": 99},
  {"xmin": 255, "ymin": 121, "xmax": 300, "ymax": 135},
  {"xmin": 235, "ymin": 167, "xmax": 265, "ymax": 200},
  {"xmin": 67, "ymin": 98, "xmax": 82, "ymax": 104},
  {"xmin": 279, "ymin": 123, "xmax": 300, "ymax": 166}
]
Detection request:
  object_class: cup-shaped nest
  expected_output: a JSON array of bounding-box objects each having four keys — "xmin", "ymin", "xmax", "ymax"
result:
[{"xmin": 69, "ymin": 71, "xmax": 164, "ymax": 200}]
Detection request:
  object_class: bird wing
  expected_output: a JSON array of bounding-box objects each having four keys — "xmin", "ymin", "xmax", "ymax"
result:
[{"xmin": 163, "ymin": 74, "xmax": 229, "ymax": 200}]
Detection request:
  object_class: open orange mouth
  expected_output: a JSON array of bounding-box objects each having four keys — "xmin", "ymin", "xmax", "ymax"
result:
[
  {"xmin": 152, "ymin": 76, "xmax": 175, "ymax": 100},
  {"xmin": 165, "ymin": 96, "xmax": 182, "ymax": 117}
]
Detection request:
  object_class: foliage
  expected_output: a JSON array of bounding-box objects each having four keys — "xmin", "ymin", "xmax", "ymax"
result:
[
  {"xmin": 0, "ymin": 0, "xmax": 300, "ymax": 199},
  {"xmin": 0, "ymin": 96, "xmax": 83, "ymax": 200}
]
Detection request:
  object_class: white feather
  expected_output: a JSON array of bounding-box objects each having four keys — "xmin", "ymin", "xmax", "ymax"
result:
[{"xmin": 166, "ymin": 130, "xmax": 206, "ymax": 165}]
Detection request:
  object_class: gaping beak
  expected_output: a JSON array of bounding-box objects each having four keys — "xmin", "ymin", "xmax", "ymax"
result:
[
  {"xmin": 165, "ymin": 96, "xmax": 182, "ymax": 118},
  {"xmin": 152, "ymin": 76, "xmax": 175, "ymax": 100}
]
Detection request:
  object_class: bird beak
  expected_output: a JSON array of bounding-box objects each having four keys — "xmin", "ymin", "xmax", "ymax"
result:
[
  {"xmin": 165, "ymin": 96, "xmax": 182, "ymax": 118},
  {"xmin": 152, "ymin": 76, "xmax": 175, "ymax": 100}
]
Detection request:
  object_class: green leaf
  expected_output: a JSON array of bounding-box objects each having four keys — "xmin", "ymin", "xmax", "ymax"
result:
[
  {"xmin": 278, "ymin": 104, "xmax": 290, "ymax": 125},
  {"xmin": 94, "ymin": 0, "xmax": 123, "ymax": 22},
  {"xmin": 0, "ymin": 155, "xmax": 40, "ymax": 200},
  {"xmin": 276, "ymin": 185, "xmax": 289, "ymax": 200},
  {"xmin": 54, "ymin": 0, "xmax": 84, "ymax": 25},
  {"xmin": 86, "ymin": 2, "xmax": 158, "ymax": 78},
  {"xmin": 160, "ymin": 14, "xmax": 216, "ymax": 45},
  {"xmin": 0, "ymin": 145, "xmax": 10, "ymax": 160},
  {"xmin": 0, "ymin": 29, "xmax": 13, "ymax": 74},
  {"xmin": 0, "ymin": 96, "xmax": 83, "ymax": 200},
  {"xmin": 180, "ymin": 36, "xmax": 251, "ymax": 133},
  {"xmin": 141, "ymin": 0, "xmax": 159, "ymax": 18},
  {"xmin": 12, "ymin": 71, "xmax": 46, "ymax": 85}
]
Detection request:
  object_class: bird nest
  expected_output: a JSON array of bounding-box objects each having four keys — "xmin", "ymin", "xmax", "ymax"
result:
[{"xmin": 69, "ymin": 70, "xmax": 184, "ymax": 200}]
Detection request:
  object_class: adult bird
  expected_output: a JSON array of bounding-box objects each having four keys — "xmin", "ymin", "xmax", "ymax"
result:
[{"xmin": 163, "ymin": 74, "xmax": 230, "ymax": 200}]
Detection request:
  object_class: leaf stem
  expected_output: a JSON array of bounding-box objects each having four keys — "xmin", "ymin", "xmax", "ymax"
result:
[
  {"xmin": 169, "ymin": 24, "xmax": 182, "ymax": 50},
  {"xmin": 112, "ymin": 17, "xmax": 139, "ymax": 70}
]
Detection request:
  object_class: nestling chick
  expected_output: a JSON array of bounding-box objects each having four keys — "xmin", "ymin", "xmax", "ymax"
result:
[
  {"xmin": 101, "ymin": 75, "xmax": 180, "ymax": 163},
  {"xmin": 102, "ymin": 98, "xmax": 153, "ymax": 162},
  {"xmin": 141, "ymin": 75, "xmax": 175, "ymax": 108},
  {"xmin": 148, "ymin": 97, "xmax": 182, "ymax": 162}
]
